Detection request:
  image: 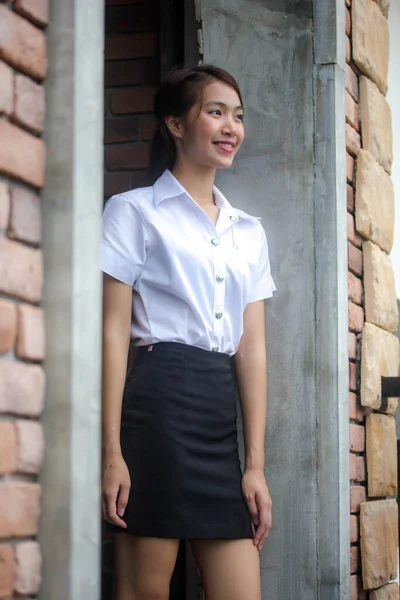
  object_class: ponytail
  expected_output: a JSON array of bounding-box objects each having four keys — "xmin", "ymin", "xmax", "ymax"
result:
[{"xmin": 147, "ymin": 121, "xmax": 176, "ymax": 186}]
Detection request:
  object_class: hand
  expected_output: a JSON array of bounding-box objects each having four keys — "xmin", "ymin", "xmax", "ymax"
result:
[
  {"xmin": 102, "ymin": 452, "xmax": 131, "ymax": 528},
  {"xmin": 242, "ymin": 468, "xmax": 272, "ymax": 551}
]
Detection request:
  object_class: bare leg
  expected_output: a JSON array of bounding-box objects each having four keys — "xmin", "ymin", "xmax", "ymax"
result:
[
  {"xmin": 113, "ymin": 535, "xmax": 180, "ymax": 600},
  {"xmin": 190, "ymin": 539, "xmax": 261, "ymax": 600}
]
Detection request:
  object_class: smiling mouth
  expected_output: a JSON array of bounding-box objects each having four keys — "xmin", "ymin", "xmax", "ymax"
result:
[{"xmin": 213, "ymin": 141, "xmax": 235, "ymax": 154}]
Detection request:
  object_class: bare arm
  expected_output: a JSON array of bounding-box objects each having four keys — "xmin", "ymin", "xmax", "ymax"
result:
[
  {"xmin": 102, "ymin": 272, "xmax": 133, "ymax": 527},
  {"xmin": 234, "ymin": 300, "xmax": 272, "ymax": 550}
]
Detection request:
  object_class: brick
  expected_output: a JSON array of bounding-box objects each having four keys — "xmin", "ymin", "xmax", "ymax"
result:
[
  {"xmin": 16, "ymin": 304, "xmax": 45, "ymax": 361},
  {"xmin": 16, "ymin": 420, "xmax": 44, "ymax": 474},
  {"xmin": 347, "ymin": 183, "xmax": 355, "ymax": 213},
  {"xmin": 0, "ymin": 544, "xmax": 15, "ymax": 597},
  {"xmin": 370, "ymin": 583, "xmax": 400, "ymax": 600},
  {"xmin": 105, "ymin": 33, "xmax": 157, "ymax": 60},
  {"xmin": 140, "ymin": 115, "xmax": 157, "ymax": 141},
  {"xmin": 346, "ymin": 153, "xmax": 354, "ymax": 184},
  {"xmin": 350, "ymin": 453, "xmax": 366, "ymax": 482},
  {"xmin": 350, "ymin": 424, "xmax": 365, "ymax": 453},
  {"xmin": 350, "ymin": 546, "xmax": 358, "ymax": 574},
  {"xmin": 348, "ymin": 272, "xmax": 363, "ymax": 306},
  {"xmin": 347, "ymin": 212, "xmax": 363, "ymax": 249},
  {"xmin": 346, "ymin": 65, "xmax": 359, "ymax": 102},
  {"xmin": 4, "ymin": 228, "xmax": 37, "ymax": 294},
  {"xmin": 366, "ymin": 414, "xmax": 397, "ymax": 497},
  {"xmin": 111, "ymin": 87, "xmax": 157, "ymax": 114},
  {"xmin": 349, "ymin": 392, "xmax": 365, "ymax": 423},
  {"xmin": 0, "ymin": 181, "xmax": 10, "ymax": 230},
  {"xmin": 0, "ymin": 121, "xmax": 46, "ymax": 188},
  {"xmin": 361, "ymin": 323, "xmax": 399, "ymax": 413},
  {"xmin": 346, "ymin": 35, "xmax": 351, "ymax": 63},
  {"xmin": 355, "ymin": 149, "xmax": 394, "ymax": 254},
  {"xmin": 0, "ymin": 422, "xmax": 17, "ymax": 474},
  {"xmin": 363, "ymin": 241, "xmax": 398, "ymax": 333},
  {"xmin": 14, "ymin": 0, "xmax": 49, "ymax": 27},
  {"xmin": 360, "ymin": 499, "xmax": 398, "ymax": 590},
  {"xmin": 105, "ymin": 144, "xmax": 150, "ymax": 170},
  {"xmin": 350, "ymin": 514, "xmax": 359, "ymax": 543},
  {"xmin": 0, "ymin": 59, "xmax": 13, "ymax": 115},
  {"xmin": 352, "ymin": 0, "xmax": 389, "ymax": 95},
  {"xmin": 142, "ymin": 57, "xmax": 159, "ymax": 85},
  {"xmin": 346, "ymin": 91, "xmax": 359, "ymax": 131},
  {"xmin": 0, "ymin": 361, "xmax": 45, "ymax": 417},
  {"xmin": 0, "ymin": 239, "xmax": 42, "ymax": 302},
  {"xmin": 0, "ymin": 298, "xmax": 17, "ymax": 354},
  {"xmin": 345, "ymin": 6, "xmax": 351, "ymax": 35},
  {"xmin": 104, "ymin": 59, "xmax": 142, "ymax": 87},
  {"xmin": 12, "ymin": 73, "xmax": 45, "ymax": 134},
  {"xmin": 371, "ymin": 0, "xmax": 390, "ymax": 17},
  {"xmin": 104, "ymin": 117, "xmax": 138, "ymax": 144},
  {"xmin": 359, "ymin": 76, "xmax": 392, "ymax": 174},
  {"xmin": 349, "ymin": 361, "xmax": 357, "ymax": 392},
  {"xmin": 0, "ymin": 482, "xmax": 41, "ymax": 537},
  {"xmin": 104, "ymin": 172, "xmax": 132, "ymax": 198},
  {"xmin": 0, "ymin": 5, "xmax": 47, "ymax": 80},
  {"xmin": 105, "ymin": 4, "xmax": 158, "ymax": 33},
  {"xmin": 350, "ymin": 485, "xmax": 366, "ymax": 513},
  {"xmin": 8, "ymin": 188, "xmax": 41, "ymax": 245},
  {"xmin": 349, "ymin": 332, "xmax": 357, "ymax": 360},
  {"xmin": 131, "ymin": 170, "xmax": 148, "ymax": 189},
  {"xmin": 346, "ymin": 123, "xmax": 361, "ymax": 156},
  {"xmin": 348, "ymin": 242, "xmax": 363, "ymax": 276},
  {"xmin": 15, "ymin": 541, "xmax": 42, "ymax": 595},
  {"xmin": 348, "ymin": 301, "xmax": 364, "ymax": 332},
  {"xmin": 351, "ymin": 575, "xmax": 366, "ymax": 600}
]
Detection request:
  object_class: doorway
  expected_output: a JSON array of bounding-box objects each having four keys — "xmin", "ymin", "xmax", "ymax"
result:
[{"xmin": 102, "ymin": 1, "xmax": 200, "ymax": 597}]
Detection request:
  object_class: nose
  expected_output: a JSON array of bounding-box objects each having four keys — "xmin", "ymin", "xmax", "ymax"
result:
[{"xmin": 221, "ymin": 116, "xmax": 239, "ymax": 136}]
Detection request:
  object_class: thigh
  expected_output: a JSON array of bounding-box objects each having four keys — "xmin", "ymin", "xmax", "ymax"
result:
[
  {"xmin": 190, "ymin": 539, "xmax": 261, "ymax": 600},
  {"xmin": 113, "ymin": 534, "xmax": 180, "ymax": 600}
]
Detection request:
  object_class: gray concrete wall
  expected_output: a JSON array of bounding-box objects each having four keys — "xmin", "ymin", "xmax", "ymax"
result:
[
  {"xmin": 39, "ymin": 0, "xmax": 104, "ymax": 598},
  {"xmin": 201, "ymin": 0, "xmax": 349, "ymax": 597}
]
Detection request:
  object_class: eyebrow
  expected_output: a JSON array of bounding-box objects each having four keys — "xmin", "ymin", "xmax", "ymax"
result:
[{"xmin": 205, "ymin": 101, "xmax": 244, "ymax": 111}]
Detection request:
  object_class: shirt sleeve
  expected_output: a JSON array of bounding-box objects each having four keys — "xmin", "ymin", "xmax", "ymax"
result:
[
  {"xmin": 101, "ymin": 194, "xmax": 147, "ymax": 286},
  {"xmin": 247, "ymin": 223, "xmax": 276, "ymax": 303}
]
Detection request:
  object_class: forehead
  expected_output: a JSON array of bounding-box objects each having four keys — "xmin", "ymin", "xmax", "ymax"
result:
[{"xmin": 201, "ymin": 80, "xmax": 242, "ymax": 107}]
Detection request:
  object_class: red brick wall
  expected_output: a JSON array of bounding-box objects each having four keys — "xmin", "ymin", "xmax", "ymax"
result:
[
  {"xmin": 0, "ymin": 1, "xmax": 48, "ymax": 597},
  {"xmin": 346, "ymin": 3, "xmax": 368, "ymax": 597},
  {"xmin": 104, "ymin": 0, "xmax": 160, "ymax": 200}
]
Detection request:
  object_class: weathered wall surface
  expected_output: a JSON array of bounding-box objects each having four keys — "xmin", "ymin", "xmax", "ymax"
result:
[{"xmin": 201, "ymin": 2, "xmax": 318, "ymax": 597}]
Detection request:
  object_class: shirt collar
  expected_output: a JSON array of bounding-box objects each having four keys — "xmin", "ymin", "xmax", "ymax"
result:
[{"xmin": 153, "ymin": 170, "xmax": 260, "ymax": 222}]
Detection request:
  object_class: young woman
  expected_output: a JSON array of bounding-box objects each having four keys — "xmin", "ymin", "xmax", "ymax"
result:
[{"xmin": 101, "ymin": 65, "xmax": 276, "ymax": 600}]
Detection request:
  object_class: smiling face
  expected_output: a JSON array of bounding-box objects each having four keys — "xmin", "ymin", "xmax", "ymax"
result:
[{"xmin": 166, "ymin": 79, "xmax": 245, "ymax": 171}]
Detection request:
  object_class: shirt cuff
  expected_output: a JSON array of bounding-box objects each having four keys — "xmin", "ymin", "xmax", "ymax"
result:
[
  {"xmin": 101, "ymin": 243, "xmax": 134, "ymax": 286},
  {"xmin": 247, "ymin": 276, "xmax": 277, "ymax": 303}
]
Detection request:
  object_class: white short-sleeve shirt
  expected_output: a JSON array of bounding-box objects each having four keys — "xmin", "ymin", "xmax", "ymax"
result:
[{"xmin": 101, "ymin": 170, "xmax": 276, "ymax": 356}]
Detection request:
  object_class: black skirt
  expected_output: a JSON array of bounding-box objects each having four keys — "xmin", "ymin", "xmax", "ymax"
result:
[{"xmin": 107, "ymin": 341, "xmax": 253, "ymax": 540}]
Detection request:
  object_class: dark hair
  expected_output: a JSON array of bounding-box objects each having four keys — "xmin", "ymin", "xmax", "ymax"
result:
[{"xmin": 147, "ymin": 65, "xmax": 243, "ymax": 184}]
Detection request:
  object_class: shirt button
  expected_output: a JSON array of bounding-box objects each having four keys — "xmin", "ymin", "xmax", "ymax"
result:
[
  {"xmin": 212, "ymin": 345, "xmax": 219, "ymax": 352},
  {"xmin": 211, "ymin": 238, "xmax": 220, "ymax": 246},
  {"xmin": 216, "ymin": 274, "xmax": 225, "ymax": 282},
  {"xmin": 230, "ymin": 215, "xmax": 238, "ymax": 222},
  {"xmin": 215, "ymin": 311, "xmax": 223, "ymax": 319}
]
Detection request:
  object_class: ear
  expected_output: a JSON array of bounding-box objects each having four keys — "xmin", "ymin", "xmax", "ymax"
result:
[{"xmin": 164, "ymin": 116, "xmax": 185, "ymax": 140}]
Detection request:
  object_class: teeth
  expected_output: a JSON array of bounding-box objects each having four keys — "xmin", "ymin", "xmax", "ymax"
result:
[{"xmin": 215, "ymin": 143, "xmax": 233, "ymax": 148}]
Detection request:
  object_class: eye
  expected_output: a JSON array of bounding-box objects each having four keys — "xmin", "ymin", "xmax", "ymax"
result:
[
  {"xmin": 236, "ymin": 114, "xmax": 244, "ymax": 122},
  {"xmin": 209, "ymin": 109, "xmax": 222, "ymax": 116}
]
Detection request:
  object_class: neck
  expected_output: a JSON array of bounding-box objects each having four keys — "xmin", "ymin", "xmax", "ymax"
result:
[{"xmin": 172, "ymin": 160, "xmax": 216, "ymax": 207}]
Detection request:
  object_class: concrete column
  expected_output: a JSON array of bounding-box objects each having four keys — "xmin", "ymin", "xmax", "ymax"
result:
[
  {"xmin": 201, "ymin": 0, "xmax": 349, "ymax": 597},
  {"xmin": 39, "ymin": 0, "xmax": 104, "ymax": 599}
]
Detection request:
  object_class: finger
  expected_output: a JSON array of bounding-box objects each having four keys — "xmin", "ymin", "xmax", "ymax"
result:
[
  {"xmin": 106, "ymin": 490, "xmax": 127, "ymax": 528},
  {"xmin": 117, "ymin": 484, "xmax": 130, "ymax": 517},
  {"xmin": 244, "ymin": 496, "xmax": 259, "ymax": 544},
  {"xmin": 257, "ymin": 506, "xmax": 272, "ymax": 550}
]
